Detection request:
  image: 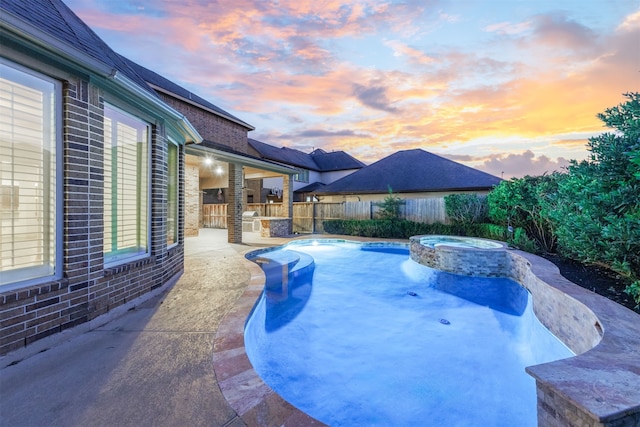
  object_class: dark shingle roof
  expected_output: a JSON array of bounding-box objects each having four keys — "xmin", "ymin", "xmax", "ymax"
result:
[
  {"xmin": 2, "ymin": 0, "xmax": 155, "ymax": 96},
  {"xmin": 294, "ymin": 182, "xmax": 326, "ymax": 193},
  {"xmin": 248, "ymin": 139, "xmax": 365, "ymax": 172},
  {"xmin": 316, "ymin": 149, "xmax": 501, "ymax": 195},
  {"xmin": 249, "ymin": 139, "xmax": 319, "ymax": 170},
  {"xmin": 310, "ymin": 148, "xmax": 366, "ymax": 171},
  {"xmin": 120, "ymin": 56, "xmax": 254, "ymax": 130}
]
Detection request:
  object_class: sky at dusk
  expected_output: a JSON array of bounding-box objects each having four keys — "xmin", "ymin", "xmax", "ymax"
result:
[{"xmin": 64, "ymin": 0, "xmax": 640, "ymax": 179}]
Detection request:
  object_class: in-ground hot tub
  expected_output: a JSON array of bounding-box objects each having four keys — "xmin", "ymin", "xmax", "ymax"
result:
[
  {"xmin": 417, "ymin": 235, "xmax": 506, "ymax": 249},
  {"xmin": 410, "ymin": 234, "xmax": 508, "ymax": 277}
]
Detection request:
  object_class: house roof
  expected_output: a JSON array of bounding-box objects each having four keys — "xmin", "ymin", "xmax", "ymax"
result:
[
  {"xmin": 120, "ymin": 56, "xmax": 254, "ymax": 131},
  {"xmin": 294, "ymin": 182, "xmax": 326, "ymax": 193},
  {"xmin": 1, "ymin": 0, "xmax": 201, "ymax": 143},
  {"xmin": 315, "ymin": 149, "xmax": 502, "ymax": 195},
  {"xmin": 310, "ymin": 148, "xmax": 367, "ymax": 171},
  {"xmin": 248, "ymin": 139, "xmax": 365, "ymax": 172},
  {"xmin": 2, "ymin": 0, "xmax": 155, "ymax": 96},
  {"xmin": 186, "ymin": 138, "xmax": 298, "ymax": 175}
]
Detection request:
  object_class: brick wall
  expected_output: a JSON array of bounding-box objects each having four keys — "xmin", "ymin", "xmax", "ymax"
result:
[
  {"xmin": 227, "ymin": 163, "xmax": 243, "ymax": 243},
  {"xmin": 0, "ymin": 75, "xmax": 184, "ymax": 356},
  {"xmin": 158, "ymin": 95, "xmax": 250, "ymax": 152}
]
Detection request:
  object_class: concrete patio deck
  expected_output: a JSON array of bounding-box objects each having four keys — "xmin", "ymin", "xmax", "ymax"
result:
[
  {"xmin": 0, "ymin": 229, "xmax": 294, "ymax": 427},
  {"xmin": 2, "ymin": 229, "xmax": 638, "ymax": 426}
]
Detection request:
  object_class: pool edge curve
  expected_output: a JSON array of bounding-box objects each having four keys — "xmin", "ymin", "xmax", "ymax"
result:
[{"xmin": 214, "ymin": 236, "xmax": 640, "ymax": 427}]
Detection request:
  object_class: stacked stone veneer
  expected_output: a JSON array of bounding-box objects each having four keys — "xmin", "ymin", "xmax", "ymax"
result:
[
  {"xmin": 184, "ymin": 157, "xmax": 200, "ymax": 237},
  {"xmin": 409, "ymin": 237, "xmax": 509, "ymax": 277},
  {"xmin": 409, "ymin": 235, "xmax": 640, "ymax": 427},
  {"xmin": 1, "ymin": 75, "xmax": 184, "ymax": 358},
  {"xmin": 259, "ymin": 218, "xmax": 292, "ymax": 237}
]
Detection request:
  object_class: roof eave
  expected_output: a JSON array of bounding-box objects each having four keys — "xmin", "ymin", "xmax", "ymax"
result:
[
  {"xmin": 316, "ymin": 186, "xmax": 497, "ymax": 196},
  {"xmin": 1, "ymin": 11, "xmax": 202, "ymax": 145},
  {"xmin": 185, "ymin": 144, "xmax": 297, "ymax": 175},
  {"xmin": 111, "ymin": 72, "xmax": 202, "ymax": 144},
  {"xmin": 149, "ymin": 83, "xmax": 255, "ymax": 131},
  {"xmin": 1, "ymin": 10, "xmax": 113, "ymax": 76}
]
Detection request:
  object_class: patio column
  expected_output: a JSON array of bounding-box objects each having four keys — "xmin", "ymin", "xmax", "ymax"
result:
[
  {"xmin": 227, "ymin": 162, "xmax": 243, "ymax": 243},
  {"xmin": 282, "ymin": 174, "xmax": 293, "ymax": 234},
  {"xmin": 184, "ymin": 155, "xmax": 200, "ymax": 237}
]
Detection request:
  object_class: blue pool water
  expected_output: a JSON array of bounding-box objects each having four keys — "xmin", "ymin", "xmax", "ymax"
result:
[{"xmin": 245, "ymin": 241, "xmax": 573, "ymax": 426}]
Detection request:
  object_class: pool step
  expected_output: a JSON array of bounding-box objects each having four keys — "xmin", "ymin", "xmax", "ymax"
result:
[{"xmin": 251, "ymin": 250, "xmax": 315, "ymax": 286}]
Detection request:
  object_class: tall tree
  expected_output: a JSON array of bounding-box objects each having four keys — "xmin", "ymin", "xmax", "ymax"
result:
[{"xmin": 548, "ymin": 93, "xmax": 640, "ymax": 304}]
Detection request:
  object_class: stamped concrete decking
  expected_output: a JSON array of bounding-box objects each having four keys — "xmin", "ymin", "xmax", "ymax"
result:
[
  {"xmin": 2, "ymin": 230, "xmax": 638, "ymax": 427},
  {"xmin": 0, "ymin": 229, "xmax": 294, "ymax": 427}
]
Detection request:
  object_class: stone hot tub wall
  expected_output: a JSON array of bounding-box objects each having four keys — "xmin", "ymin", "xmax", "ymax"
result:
[{"xmin": 409, "ymin": 235, "xmax": 640, "ymax": 427}]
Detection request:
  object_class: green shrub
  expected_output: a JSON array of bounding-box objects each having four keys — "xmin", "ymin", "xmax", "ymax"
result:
[
  {"xmin": 322, "ymin": 219, "xmax": 466, "ymax": 239},
  {"xmin": 545, "ymin": 93, "xmax": 640, "ymax": 305},
  {"xmin": 487, "ymin": 174, "xmax": 560, "ymax": 253},
  {"xmin": 323, "ymin": 219, "xmax": 539, "ymax": 254},
  {"xmin": 376, "ymin": 187, "xmax": 404, "ymax": 220},
  {"xmin": 445, "ymin": 193, "xmax": 489, "ymax": 225}
]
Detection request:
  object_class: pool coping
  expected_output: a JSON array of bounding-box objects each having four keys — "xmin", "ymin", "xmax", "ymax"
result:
[
  {"xmin": 212, "ymin": 246, "xmax": 327, "ymax": 426},
  {"xmin": 213, "ymin": 237, "xmax": 640, "ymax": 427}
]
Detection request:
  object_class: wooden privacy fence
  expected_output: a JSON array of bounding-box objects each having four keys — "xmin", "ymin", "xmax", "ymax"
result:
[
  {"xmin": 202, "ymin": 204, "xmax": 227, "ymax": 228},
  {"xmin": 201, "ymin": 198, "xmax": 447, "ymax": 233}
]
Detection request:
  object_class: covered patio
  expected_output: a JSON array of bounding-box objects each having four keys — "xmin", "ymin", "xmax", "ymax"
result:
[{"xmin": 184, "ymin": 144, "xmax": 298, "ymax": 244}]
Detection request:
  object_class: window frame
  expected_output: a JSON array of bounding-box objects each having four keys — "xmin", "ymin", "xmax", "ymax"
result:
[
  {"xmin": 102, "ymin": 102, "xmax": 152, "ymax": 268},
  {"xmin": 166, "ymin": 138, "xmax": 179, "ymax": 248},
  {"xmin": 294, "ymin": 169, "xmax": 309, "ymax": 183},
  {"xmin": 0, "ymin": 58, "xmax": 63, "ymax": 290}
]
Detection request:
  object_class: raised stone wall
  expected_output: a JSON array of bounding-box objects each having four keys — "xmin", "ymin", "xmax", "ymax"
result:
[
  {"xmin": 409, "ymin": 235, "xmax": 640, "ymax": 427},
  {"xmin": 259, "ymin": 218, "xmax": 292, "ymax": 237}
]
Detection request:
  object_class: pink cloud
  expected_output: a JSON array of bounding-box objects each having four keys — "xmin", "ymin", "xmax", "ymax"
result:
[
  {"xmin": 384, "ymin": 40, "xmax": 436, "ymax": 65},
  {"xmin": 484, "ymin": 21, "xmax": 532, "ymax": 35},
  {"xmin": 64, "ymin": 1, "xmax": 638, "ymax": 179}
]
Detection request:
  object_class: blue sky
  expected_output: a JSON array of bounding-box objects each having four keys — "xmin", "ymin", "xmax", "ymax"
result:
[{"xmin": 65, "ymin": 0, "xmax": 640, "ymax": 178}]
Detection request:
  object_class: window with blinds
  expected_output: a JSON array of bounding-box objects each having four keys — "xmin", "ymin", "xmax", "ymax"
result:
[
  {"xmin": 0, "ymin": 61, "xmax": 58, "ymax": 287},
  {"xmin": 167, "ymin": 141, "xmax": 178, "ymax": 246},
  {"xmin": 103, "ymin": 104, "xmax": 150, "ymax": 265}
]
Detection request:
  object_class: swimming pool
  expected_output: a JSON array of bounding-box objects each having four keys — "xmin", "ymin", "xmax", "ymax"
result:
[{"xmin": 244, "ymin": 240, "xmax": 574, "ymax": 426}]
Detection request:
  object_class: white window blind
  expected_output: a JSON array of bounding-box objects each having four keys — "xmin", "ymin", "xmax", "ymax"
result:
[
  {"xmin": 0, "ymin": 61, "xmax": 57, "ymax": 287},
  {"xmin": 103, "ymin": 104, "xmax": 149, "ymax": 264}
]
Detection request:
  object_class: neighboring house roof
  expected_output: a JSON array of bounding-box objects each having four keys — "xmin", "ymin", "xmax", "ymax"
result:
[
  {"xmin": 294, "ymin": 182, "xmax": 326, "ymax": 193},
  {"xmin": 249, "ymin": 139, "xmax": 319, "ymax": 170},
  {"xmin": 310, "ymin": 148, "xmax": 367, "ymax": 171},
  {"xmin": 315, "ymin": 149, "xmax": 502, "ymax": 195},
  {"xmin": 248, "ymin": 139, "xmax": 365, "ymax": 172},
  {"xmin": 121, "ymin": 56, "xmax": 255, "ymax": 131}
]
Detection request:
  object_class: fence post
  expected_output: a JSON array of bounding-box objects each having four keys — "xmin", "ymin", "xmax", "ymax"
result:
[{"xmin": 312, "ymin": 202, "xmax": 316, "ymax": 234}]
